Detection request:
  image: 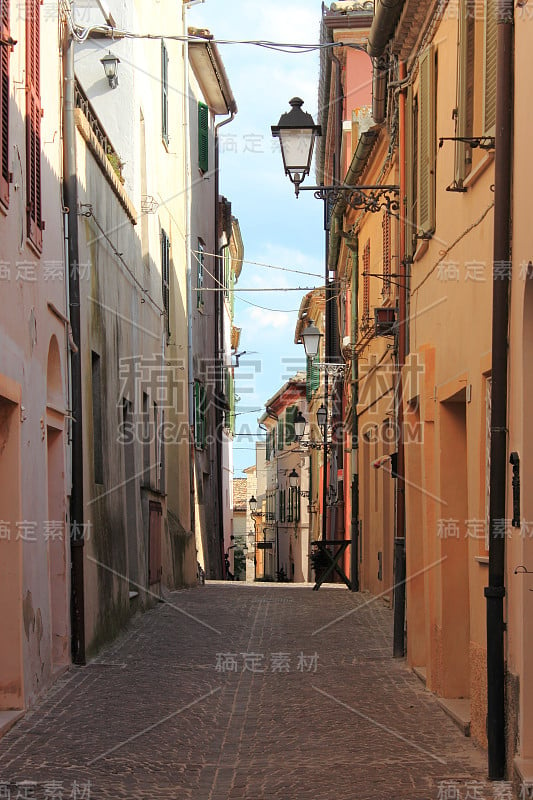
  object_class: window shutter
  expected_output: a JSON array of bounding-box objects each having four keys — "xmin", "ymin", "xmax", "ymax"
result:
[
  {"xmin": 277, "ymin": 417, "xmax": 284, "ymax": 452},
  {"xmin": 161, "ymin": 230, "xmax": 170, "ymax": 337},
  {"xmin": 362, "ymin": 240, "xmax": 370, "ymax": 324},
  {"xmin": 26, "ymin": 0, "xmax": 42, "ymax": 250},
  {"xmin": 198, "ymin": 102, "xmax": 209, "ymax": 172},
  {"xmin": 285, "ymin": 405, "xmax": 296, "ymax": 444},
  {"xmin": 405, "ymin": 85, "xmax": 414, "ymax": 259},
  {"xmin": 382, "ymin": 214, "xmax": 391, "ymax": 299},
  {"xmin": 417, "ymin": 46, "xmax": 436, "ymax": 237},
  {"xmin": 483, "ymin": 0, "xmax": 497, "ymax": 135},
  {"xmin": 161, "ymin": 41, "xmax": 169, "ymax": 144},
  {"xmin": 455, "ymin": 0, "xmax": 475, "ymax": 185},
  {"xmin": 1, "ymin": 0, "xmax": 10, "ymax": 206}
]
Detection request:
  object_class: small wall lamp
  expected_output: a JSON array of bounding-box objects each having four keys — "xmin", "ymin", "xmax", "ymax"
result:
[{"xmin": 100, "ymin": 51, "xmax": 120, "ymax": 89}]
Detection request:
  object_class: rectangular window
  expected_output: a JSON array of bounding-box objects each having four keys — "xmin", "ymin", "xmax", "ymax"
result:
[
  {"xmin": 161, "ymin": 40, "xmax": 169, "ymax": 144},
  {"xmin": 382, "ymin": 214, "xmax": 391, "ymax": 300},
  {"xmin": 153, "ymin": 401, "xmax": 161, "ymax": 492},
  {"xmin": 91, "ymin": 352, "xmax": 103, "ymax": 484},
  {"xmin": 198, "ymin": 101, "xmax": 209, "ymax": 172},
  {"xmin": 142, "ymin": 391, "xmax": 150, "ymax": 485},
  {"xmin": 362, "ymin": 240, "xmax": 370, "ymax": 326},
  {"xmin": 161, "ymin": 229, "xmax": 170, "ymax": 337},
  {"xmin": 1, "ymin": 0, "xmax": 10, "ymax": 207},
  {"xmin": 26, "ymin": 0, "xmax": 42, "ymax": 250},
  {"xmin": 194, "ymin": 380, "xmax": 207, "ymax": 449},
  {"xmin": 197, "ymin": 239, "xmax": 205, "ymax": 308},
  {"xmin": 417, "ymin": 45, "xmax": 436, "ymax": 237}
]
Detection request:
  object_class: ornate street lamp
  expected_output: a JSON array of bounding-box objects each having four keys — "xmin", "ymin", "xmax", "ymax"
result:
[
  {"xmin": 271, "ymin": 97, "xmax": 321, "ymax": 196},
  {"xmin": 316, "ymin": 404, "xmax": 327, "ymax": 429},
  {"xmin": 249, "ymin": 495, "xmax": 258, "ymax": 514},
  {"xmin": 294, "ymin": 410, "xmax": 306, "ymax": 440},
  {"xmin": 288, "ymin": 468, "xmax": 299, "ymax": 489},
  {"xmin": 300, "ymin": 320, "xmax": 321, "ymax": 359}
]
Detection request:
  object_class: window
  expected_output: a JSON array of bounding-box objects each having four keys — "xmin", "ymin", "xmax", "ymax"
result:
[
  {"xmin": 1, "ymin": 0, "xmax": 10, "ymax": 207},
  {"xmin": 417, "ymin": 45, "xmax": 436, "ymax": 237},
  {"xmin": 362, "ymin": 240, "xmax": 370, "ymax": 326},
  {"xmin": 194, "ymin": 380, "xmax": 207, "ymax": 449},
  {"xmin": 382, "ymin": 214, "xmax": 391, "ymax": 300},
  {"xmin": 91, "ymin": 352, "xmax": 103, "ymax": 484},
  {"xmin": 161, "ymin": 229, "xmax": 170, "ymax": 337},
  {"xmin": 26, "ymin": 0, "xmax": 42, "ymax": 250},
  {"xmin": 161, "ymin": 40, "xmax": 169, "ymax": 145},
  {"xmin": 197, "ymin": 239, "xmax": 204, "ymax": 308},
  {"xmin": 142, "ymin": 391, "xmax": 150, "ymax": 485},
  {"xmin": 224, "ymin": 248, "xmax": 230, "ymax": 299},
  {"xmin": 198, "ymin": 102, "xmax": 209, "ymax": 172}
]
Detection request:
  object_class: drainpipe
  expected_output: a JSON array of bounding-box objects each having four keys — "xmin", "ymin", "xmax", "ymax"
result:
[
  {"xmin": 485, "ymin": 1, "xmax": 514, "ymax": 781},
  {"xmin": 63, "ymin": 31, "xmax": 85, "ymax": 665},
  {"xmin": 214, "ymin": 111, "xmax": 235, "ymax": 577},
  {"xmin": 350, "ymin": 240, "xmax": 360, "ymax": 591},
  {"xmin": 393, "ymin": 60, "xmax": 407, "ymax": 658}
]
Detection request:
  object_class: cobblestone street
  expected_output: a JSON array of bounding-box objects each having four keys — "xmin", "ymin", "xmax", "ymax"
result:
[{"xmin": 0, "ymin": 584, "xmax": 499, "ymax": 799}]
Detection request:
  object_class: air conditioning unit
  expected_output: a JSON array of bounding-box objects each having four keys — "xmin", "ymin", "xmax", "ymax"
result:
[{"xmin": 374, "ymin": 307, "xmax": 397, "ymax": 337}]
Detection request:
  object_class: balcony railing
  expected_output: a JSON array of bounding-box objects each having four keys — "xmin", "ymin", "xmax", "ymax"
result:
[{"xmin": 75, "ymin": 79, "xmax": 123, "ymax": 181}]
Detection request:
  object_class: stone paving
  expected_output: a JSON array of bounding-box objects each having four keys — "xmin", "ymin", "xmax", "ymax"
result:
[{"xmin": 0, "ymin": 582, "xmax": 506, "ymax": 799}]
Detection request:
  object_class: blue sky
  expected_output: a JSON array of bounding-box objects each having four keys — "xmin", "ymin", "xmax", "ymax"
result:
[{"xmin": 188, "ymin": 0, "xmax": 326, "ymax": 476}]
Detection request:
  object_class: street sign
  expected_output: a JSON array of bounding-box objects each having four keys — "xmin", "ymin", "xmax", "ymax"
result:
[{"xmin": 256, "ymin": 542, "xmax": 273, "ymax": 550}]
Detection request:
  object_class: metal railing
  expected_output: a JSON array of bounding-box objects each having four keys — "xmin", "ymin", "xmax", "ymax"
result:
[{"xmin": 75, "ymin": 79, "xmax": 123, "ymax": 181}]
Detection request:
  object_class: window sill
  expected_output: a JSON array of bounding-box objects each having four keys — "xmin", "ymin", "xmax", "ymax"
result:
[
  {"xmin": 474, "ymin": 555, "xmax": 489, "ymax": 565},
  {"xmin": 413, "ymin": 237, "xmax": 430, "ymax": 263}
]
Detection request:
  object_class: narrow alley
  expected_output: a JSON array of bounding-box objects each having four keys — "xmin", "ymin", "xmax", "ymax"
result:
[{"xmin": 0, "ymin": 584, "xmax": 495, "ymax": 799}]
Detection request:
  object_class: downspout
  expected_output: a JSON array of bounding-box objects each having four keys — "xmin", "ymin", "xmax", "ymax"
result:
[
  {"xmin": 393, "ymin": 60, "xmax": 407, "ymax": 658},
  {"xmin": 350, "ymin": 240, "xmax": 360, "ymax": 591},
  {"xmin": 63, "ymin": 29, "xmax": 85, "ymax": 665},
  {"xmin": 328, "ymin": 50, "xmax": 343, "ymax": 543},
  {"xmin": 485, "ymin": 0, "xmax": 514, "ymax": 780},
  {"xmin": 215, "ymin": 111, "xmax": 235, "ymax": 577},
  {"xmin": 184, "ymin": 33, "xmax": 196, "ymax": 541}
]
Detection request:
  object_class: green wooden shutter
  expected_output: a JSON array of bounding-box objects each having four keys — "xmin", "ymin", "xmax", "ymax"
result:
[
  {"xmin": 483, "ymin": 0, "xmax": 497, "ymax": 135},
  {"xmin": 417, "ymin": 46, "xmax": 436, "ymax": 236},
  {"xmin": 285, "ymin": 405, "xmax": 296, "ymax": 444},
  {"xmin": 277, "ymin": 417, "xmax": 284, "ymax": 452},
  {"xmin": 198, "ymin": 102, "xmax": 209, "ymax": 172}
]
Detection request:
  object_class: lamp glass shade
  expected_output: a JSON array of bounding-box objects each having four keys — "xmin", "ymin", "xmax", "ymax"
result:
[
  {"xmin": 271, "ymin": 98, "xmax": 321, "ymax": 187},
  {"xmin": 288, "ymin": 468, "xmax": 299, "ymax": 489},
  {"xmin": 294, "ymin": 410, "xmax": 306, "ymax": 439},
  {"xmin": 249, "ymin": 496, "xmax": 258, "ymax": 513},
  {"xmin": 316, "ymin": 404, "xmax": 327, "ymax": 428},
  {"xmin": 301, "ymin": 321, "xmax": 321, "ymax": 358},
  {"xmin": 278, "ymin": 129, "xmax": 315, "ymax": 178}
]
